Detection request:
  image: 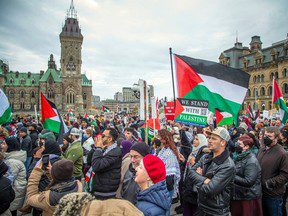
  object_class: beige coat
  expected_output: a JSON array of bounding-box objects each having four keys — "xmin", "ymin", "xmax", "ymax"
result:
[
  {"xmin": 81, "ymin": 199, "xmax": 144, "ymax": 216},
  {"xmin": 116, "ymin": 153, "xmax": 131, "ymax": 198},
  {"xmin": 26, "ymin": 168, "xmax": 82, "ymax": 216}
]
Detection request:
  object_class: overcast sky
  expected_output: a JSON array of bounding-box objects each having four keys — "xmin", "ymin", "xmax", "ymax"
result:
[{"xmin": 0, "ymin": 0, "xmax": 287, "ymax": 100}]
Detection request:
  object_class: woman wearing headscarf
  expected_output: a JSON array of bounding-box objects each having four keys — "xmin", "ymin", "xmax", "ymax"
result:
[
  {"xmin": 1, "ymin": 137, "xmax": 27, "ymax": 216},
  {"xmin": 182, "ymin": 134, "xmax": 209, "ymax": 216},
  {"xmin": 135, "ymin": 154, "xmax": 171, "ymax": 216}
]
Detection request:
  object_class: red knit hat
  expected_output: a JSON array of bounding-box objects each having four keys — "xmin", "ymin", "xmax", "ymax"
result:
[{"xmin": 142, "ymin": 154, "xmax": 166, "ymax": 184}]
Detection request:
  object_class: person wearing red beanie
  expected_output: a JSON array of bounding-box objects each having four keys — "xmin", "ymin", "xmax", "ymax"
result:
[{"xmin": 135, "ymin": 154, "xmax": 171, "ymax": 216}]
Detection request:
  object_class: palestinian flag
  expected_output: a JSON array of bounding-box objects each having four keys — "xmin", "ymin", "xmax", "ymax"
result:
[
  {"xmin": 0, "ymin": 89, "xmax": 12, "ymax": 125},
  {"xmin": 41, "ymin": 93, "xmax": 64, "ymax": 134},
  {"xmin": 102, "ymin": 105, "xmax": 110, "ymax": 112},
  {"xmin": 215, "ymin": 109, "xmax": 233, "ymax": 126},
  {"xmin": 272, "ymin": 78, "xmax": 288, "ymax": 124},
  {"xmin": 245, "ymin": 104, "xmax": 254, "ymax": 119},
  {"xmin": 175, "ymin": 54, "xmax": 250, "ymax": 125},
  {"xmin": 83, "ymin": 113, "xmax": 88, "ymax": 119}
]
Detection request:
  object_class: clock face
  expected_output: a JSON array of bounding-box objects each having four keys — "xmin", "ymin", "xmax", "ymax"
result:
[{"xmin": 66, "ymin": 56, "xmax": 76, "ymax": 71}]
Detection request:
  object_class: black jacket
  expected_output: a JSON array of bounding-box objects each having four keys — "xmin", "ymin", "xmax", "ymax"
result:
[
  {"xmin": 19, "ymin": 135, "xmax": 32, "ymax": 157},
  {"xmin": 189, "ymin": 149, "xmax": 235, "ymax": 215},
  {"xmin": 0, "ymin": 176, "xmax": 15, "ymax": 214},
  {"xmin": 29, "ymin": 130, "xmax": 39, "ymax": 149},
  {"xmin": 182, "ymin": 146, "xmax": 208, "ymax": 204},
  {"xmin": 91, "ymin": 145, "xmax": 122, "ymax": 198},
  {"xmin": 232, "ymin": 151, "xmax": 262, "ymax": 200}
]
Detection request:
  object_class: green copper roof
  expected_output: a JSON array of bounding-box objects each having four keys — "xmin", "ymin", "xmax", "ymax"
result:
[
  {"xmin": 4, "ymin": 71, "xmax": 40, "ymax": 86},
  {"xmin": 82, "ymin": 74, "xmax": 92, "ymax": 86},
  {"xmin": 39, "ymin": 68, "xmax": 61, "ymax": 82}
]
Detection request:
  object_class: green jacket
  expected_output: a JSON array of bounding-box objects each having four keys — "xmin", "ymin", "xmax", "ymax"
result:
[{"xmin": 62, "ymin": 140, "xmax": 83, "ymax": 177}]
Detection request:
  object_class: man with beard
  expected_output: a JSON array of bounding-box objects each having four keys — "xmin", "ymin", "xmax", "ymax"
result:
[
  {"xmin": 91, "ymin": 128, "xmax": 122, "ymax": 199},
  {"xmin": 257, "ymin": 126, "xmax": 288, "ymax": 216}
]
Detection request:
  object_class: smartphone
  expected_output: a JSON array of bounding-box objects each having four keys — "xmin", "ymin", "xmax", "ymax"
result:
[{"xmin": 42, "ymin": 154, "xmax": 50, "ymax": 170}]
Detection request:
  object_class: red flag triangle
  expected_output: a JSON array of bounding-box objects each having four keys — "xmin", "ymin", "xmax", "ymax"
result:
[{"xmin": 215, "ymin": 109, "xmax": 224, "ymax": 125}]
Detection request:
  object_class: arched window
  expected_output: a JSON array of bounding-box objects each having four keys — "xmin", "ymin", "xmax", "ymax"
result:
[
  {"xmin": 83, "ymin": 92, "xmax": 87, "ymax": 100},
  {"xmin": 20, "ymin": 78, "xmax": 25, "ymax": 85},
  {"xmin": 31, "ymin": 79, "xmax": 36, "ymax": 84},
  {"xmin": 283, "ymin": 68, "xmax": 288, "ymax": 77},
  {"xmin": 20, "ymin": 102, "xmax": 25, "ymax": 110},
  {"xmin": 283, "ymin": 83, "xmax": 288, "ymax": 94},
  {"xmin": 268, "ymin": 86, "xmax": 273, "ymax": 96},
  {"xmin": 9, "ymin": 78, "xmax": 14, "ymax": 84},
  {"xmin": 20, "ymin": 91, "xmax": 25, "ymax": 98},
  {"xmin": 66, "ymin": 92, "xmax": 75, "ymax": 104},
  {"xmin": 257, "ymin": 75, "xmax": 260, "ymax": 83},
  {"xmin": 247, "ymin": 89, "xmax": 251, "ymax": 97},
  {"xmin": 8, "ymin": 90, "xmax": 14, "ymax": 98},
  {"xmin": 260, "ymin": 87, "xmax": 265, "ymax": 96},
  {"xmin": 268, "ymin": 101, "xmax": 272, "ymax": 110},
  {"xmin": 31, "ymin": 91, "xmax": 35, "ymax": 98},
  {"xmin": 270, "ymin": 72, "xmax": 274, "ymax": 81},
  {"xmin": 275, "ymin": 72, "xmax": 279, "ymax": 79},
  {"xmin": 261, "ymin": 74, "xmax": 264, "ymax": 82},
  {"xmin": 47, "ymin": 89, "xmax": 54, "ymax": 99},
  {"xmin": 254, "ymin": 88, "xmax": 258, "ymax": 97}
]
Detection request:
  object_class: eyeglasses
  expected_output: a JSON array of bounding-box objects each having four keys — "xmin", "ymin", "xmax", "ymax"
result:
[
  {"xmin": 102, "ymin": 134, "xmax": 111, "ymax": 139},
  {"xmin": 130, "ymin": 155, "xmax": 141, "ymax": 160}
]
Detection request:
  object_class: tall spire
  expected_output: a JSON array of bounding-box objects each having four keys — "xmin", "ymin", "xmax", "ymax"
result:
[{"xmin": 67, "ymin": 0, "xmax": 77, "ymax": 19}]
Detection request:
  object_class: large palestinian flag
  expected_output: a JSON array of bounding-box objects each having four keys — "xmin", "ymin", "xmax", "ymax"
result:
[
  {"xmin": 0, "ymin": 89, "xmax": 12, "ymax": 125},
  {"xmin": 273, "ymin": 78, "xmax": 288, "ymax": 124},
  {"xmin": 175, "ymin": 54, "xmax": 250, "ymax": 125},
  {"xmin": 41, "ymin": 93, "xmax": 63, "ymax": 134}
]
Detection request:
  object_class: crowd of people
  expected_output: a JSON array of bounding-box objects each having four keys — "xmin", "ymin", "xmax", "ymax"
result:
[{"xmin": 0, "ymin": 113, "xmax": 287, "ymax": 216}]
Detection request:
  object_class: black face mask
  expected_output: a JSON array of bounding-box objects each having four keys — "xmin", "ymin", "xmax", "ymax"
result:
[
  {"xmin": 235, "ymin": 142, "xmax": 243, "ymax": 154},
  {"xmin": 263, "ymin": 136, "xmax": 273, "ymax": 146}
]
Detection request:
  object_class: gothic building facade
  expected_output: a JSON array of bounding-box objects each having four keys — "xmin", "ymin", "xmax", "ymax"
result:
[
  {"xmin": 219, "ymin": 35, "xmax": 288, "ymax": 112},
  {"xmin": 0, "ymin": 1, "xmax": 92, "ymax": 113}
]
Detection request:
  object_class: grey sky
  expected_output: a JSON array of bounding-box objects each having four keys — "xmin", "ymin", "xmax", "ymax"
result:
[{"xmin": 0, "ymin": 0, "xmax": 287, "ymax": 100}]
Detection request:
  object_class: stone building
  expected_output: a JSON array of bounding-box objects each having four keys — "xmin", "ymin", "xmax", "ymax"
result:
[
  {"xmin": 219, "ymin": 35, "xmax": 288, "ymax": 112},
  {"xmin": 0, "ymin": 1, "xmax": 92, "ymax": 113}
]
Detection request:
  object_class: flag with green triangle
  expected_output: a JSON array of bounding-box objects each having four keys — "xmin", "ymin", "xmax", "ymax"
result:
[
  {"xmin": 41, "ymin": 93, "xmax": 67, "ymax": 134},
  {"xmin": 0, "ymin": 89, "xmax": 12, "ymax": 125},
  {"xmin": 215, "ymin": 109, "xmax": 233, "ymax": 126},
  {"xmin": 273, "ymin": 78, "xmax": 288, "ymax": 124},
  {"xmin": 174, "ymin": 54, "xmax": 250, "ymax": 125}
]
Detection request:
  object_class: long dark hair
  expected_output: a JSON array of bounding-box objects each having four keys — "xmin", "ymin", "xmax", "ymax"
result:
[{"xmin": 158, "ymin": 129, "xmax": 180, "ymax": 161}]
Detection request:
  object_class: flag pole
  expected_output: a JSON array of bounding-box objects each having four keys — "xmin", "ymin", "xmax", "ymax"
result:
[{"xmin": 169, "ymin": 48, "xmax": 176, "ymax": 107}]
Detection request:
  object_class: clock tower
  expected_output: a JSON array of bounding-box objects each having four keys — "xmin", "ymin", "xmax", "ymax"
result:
[{"xmin": 60, "ymin": 0, "xmax": 84, "ymax": 112}]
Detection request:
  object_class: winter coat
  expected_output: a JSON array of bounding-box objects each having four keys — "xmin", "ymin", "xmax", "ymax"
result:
[
  {"xmin": 27, "ymin": 155, "xmax": 61, "ymax": 191},
  {"xmin": 82, "ymin": 198, "xmax": 144, "ymax": 216},
  {"xmin": 257, "ymin": 144, "xmax": 288, "ymax": 197},
  {"xmin": 19, "ymin": 134, "xmax": 32, "ymax": 157},
  {"xmin": 0, "ymin": 175, "xmax": 15, "ymax": 214},
  {"xmin": 233, "ymin": 151, "xmax": 262, "ymax": 200},
  {"xmin": 188, "ymin": 149, "xmax": 235, "ymax": 216},
  {"xmin": 91, "ymin": 145, "xmax": 122, "ymax": 198},
  {"xmin": 121, "ymin": 164, "xmax": 140, "ymax": 204},
  {"xmin": 29, "ymin": 130, "xmax": 39, "ymax": 149},
  {"xmin": 4, "ymin": 150, "xmax": 27, "ymax": 211},
  {"xmin": 136, "ymin": 180, "xmax": 171, "ymax": 216},
  {"xmin": 116, "ymin": 153, "xmax": 131, "ymax": 198},
  {"xmin": 62, "ymin": 140, "xmax": 83, "ymax": 178},
  {"xmin": 26, "ymin": 168, "xmax": 82, "ymax": 216}
]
